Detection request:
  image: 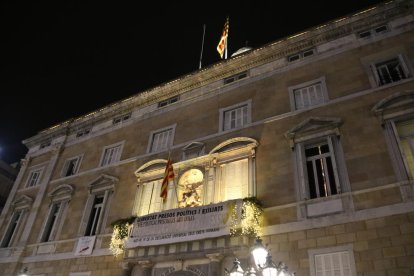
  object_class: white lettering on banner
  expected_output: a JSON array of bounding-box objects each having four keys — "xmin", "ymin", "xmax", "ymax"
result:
[{"xmin": 125, "ymin": 199, "xmax": 241, "ymax": 248}]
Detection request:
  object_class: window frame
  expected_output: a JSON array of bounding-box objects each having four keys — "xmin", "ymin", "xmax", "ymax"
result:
[
  {"xmin": 112, "ymin": 112, "xmax": 132, "ymax": 125},
  {"xmin": 147, "ymin": 124, "xmax": 176, "ymax": 153},
  {"xmin": 79, "ymin": 175, "xmax": 117, "ymax": 237},
  {"xmin": 288, "ymin": 77, "xmax": 329, "ymax": 111},
  {"xmin": 61, "ymin": 155, "xmax": 83, "ymax": 177},
  {"xmin": 38, "ymin": 184, "xmax": 73, "ymax": 243},
  {"xmin": 288, "ymin": 48, "xmax": 316, "ymax": 62},
  {"xmin": 158, "ymin": 95, "xmax": 180, "ymax": 108},
  {"xmin": 366, "ymin": 53, "xmax": 412, "ymax": 87},
  {"xmin": 219, "ymin": 99, "xmax": 252, "ymax": 132},
  {"xmin": 25, "ymin": 167, "xmax": 44, "ymax": 188},
  {"xmin": 308, "ymin": 245, "xmax": 356, "ymax": 276},
  {"xmin": 99, "ymin": 141, "xmax": 124, "ymax": 167}
]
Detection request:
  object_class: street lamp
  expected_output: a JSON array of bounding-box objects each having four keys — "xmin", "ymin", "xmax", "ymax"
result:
[{"xmin": 226, "ymin": 237, "xmax": 294, "ymax": 276}]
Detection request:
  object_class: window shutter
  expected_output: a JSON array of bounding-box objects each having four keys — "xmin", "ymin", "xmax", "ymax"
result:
[
  {"xmin": 221, "ymin": 159, "xmax": 248, "ymax": 200},
  {"xmin": 138, "ymin": 182, "xmax": 155, "ymax": 216}
]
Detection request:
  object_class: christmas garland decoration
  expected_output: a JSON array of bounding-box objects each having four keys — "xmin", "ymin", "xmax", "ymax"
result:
[{"xmin": 109, "ymin": 216, "xmax": 136, "ymax": 256}]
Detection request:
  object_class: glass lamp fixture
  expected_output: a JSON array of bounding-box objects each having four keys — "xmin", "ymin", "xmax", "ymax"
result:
[
  {"xmin": 19, "ymin": 267, "xmax": 28, "ymax": 276},
  {"xmin": 251, "ymin": 237, "xmax": 268, "ymax": 268},
  {"xmin": 261, "ymin": 254, "xmax": 292, "ymax": 276},
  {"xmin": 225, "ymin": 259, "xmax": 244, "ymax": 276}
]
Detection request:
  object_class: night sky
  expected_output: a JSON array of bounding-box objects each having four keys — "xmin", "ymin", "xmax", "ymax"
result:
[{"xmin": 0, "ymin": 0, "xmax": 386, "ymax": 164}]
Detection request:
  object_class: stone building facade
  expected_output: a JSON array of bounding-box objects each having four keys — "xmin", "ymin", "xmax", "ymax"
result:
[{"xmin": 1, "ymin": 0, "xmax": 414, "ymax": 275}]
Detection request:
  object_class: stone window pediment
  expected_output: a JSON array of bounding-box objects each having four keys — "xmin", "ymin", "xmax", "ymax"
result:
[
  {"xmin": 12, "ymin": 195, "xmax": 33, "ymax": 210},
  {"xmin": 88, "ymin": 174, "xmax": 118, "ymax": 194},
  {"xmin": 372, "ymin": 91, "xmax": 414, "ymax": 121},
  {"xmin": 48, "ymin": 184, "xmax": 74, "ymax": 202},
  {"xmin": 285, "ymin": 117, "xmax": 343, "ymax": 148}
]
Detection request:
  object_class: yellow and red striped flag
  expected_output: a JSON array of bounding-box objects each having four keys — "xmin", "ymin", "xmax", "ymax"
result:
[
  {"xmin": 217, "ymin": 17, "xmax": 229, "ymax": 59},
  {"xmin": 160, "ymin": 157, "xmax": 174, "ymax": 201}
]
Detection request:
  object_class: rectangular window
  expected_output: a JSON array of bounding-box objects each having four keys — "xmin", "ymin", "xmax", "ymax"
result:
[
  {"xmin": 358, "ymin": 24, "xmax": 388, "ymax": 39},
  {"xmin": 314, "ymin": 251, "xmax": 351, "ymax": 276},
  {"xmin": 288, "ymin": 48, "xmax": 315, "ymax": 62},
  {"xmin": 395, "ymin": 119, "xmax": 414, "ymax": 177},
  {"xmin": 374, "ymin": 57, "xmax": 409, "ymax": 86},
  {"xmin": 62, "ymin": 156, "xmax": 82, "ymax": 177},
  {"xmin": 40, "ymin": 202, "xmax": 63, "ymax": 242},
  {"xmin": 1, "ymin": 210, "xmax": 23, "ymax": 247},
  {"xmin": 305, "ymin": 140, "xmax": 339, "ymax": 199},
  {"xmin": 224, "ymin": 71, "xmax": 248, "ymax": 85},
  {"xmin": 220, "ymin": 159, "xmax": 249, "ymax": 201},
  {"xmin": 137, "ymin": 180, "xmax": 163, "ymax": 216},
  {"xmin": 294, "ymin": 82, "xmax": 324, "ymax": 110},
  {"xmin": 39, "ymin": 140, "xmax": 51, "ymax": 149},
  {"xmin": 150, "ymin": 128, "xmax": 174, "ymax": 153},
  {"xmin": 112, "ymin": 113, "xmax": 131, "ymax": 125},
  {"xmin": 85, "ymin": 195, "xmax": 104, "ymax": 236},
  {"xmin": 100, "ymin": 143, "xmax": 122, "ymax": 166},
  {"xmin": 26, "ymin": 169, "xmax": 42, "ymax": 188},
  {"xmin": 223, "ymin": 105, "xmax": 248, "ymax": 131},
  {"xmin": 158, "ymin": 96, "xmax": 179, "ymax": 108},
  {"xmin": 76, "ymin": 128, "xmax": 91, "ymax": 138}
]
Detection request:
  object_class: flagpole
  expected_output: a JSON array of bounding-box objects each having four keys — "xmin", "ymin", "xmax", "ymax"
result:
[
  {"xmin": 225, "ymin": 16, "xmax": 229, "ymax": 59},
  {"xmin": 199, "ymin": 24, "xmax": 206, "ymax": 69}
]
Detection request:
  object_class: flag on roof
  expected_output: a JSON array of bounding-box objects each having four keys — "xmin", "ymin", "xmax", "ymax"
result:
[{"xmin": 217, "ymin": 17, "xmax": 229, "ymax": 59}]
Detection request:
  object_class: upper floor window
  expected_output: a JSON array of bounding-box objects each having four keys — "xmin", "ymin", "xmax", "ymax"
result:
[
  {"xmin": 39, "ymin": 140, "xmax": 51, "ymax": 149},
  {"xmin": 1, "ymin": 195, "xmax": 33, "ymax": 248},
  {"xmin": 134, "ymin": 137, "xmax": 258, "ymax": 216},
  {"xmin": 373, "ymin": 91, "xmax": 414, "ymax": 182},
  {"xmin": 79, "ymin": 175, "xmax": 117, "ymax": 237},
  {"xmin": 289, "ymin": 77, "xmax": 328, "ymax": 111},
  {"xmin": 148, "ymin": 125, "xmax": 175, "ymax": 153},
  {"xmin": 39, "ymin": 184, "xmax": 73, "ymax": 243},
  {"xmin": 100, "ymin": 142, "xmax": 123, "ymax": 167},
  {"xmin": 26, "ymin": 168, "xmax": 43, "ymax": 188},
  {"xmin": 62, "ymin": 156, "xmax": 82, "ymax": 177},
  {"xmin": 288, "ymin": 48, "xmax": 315, "ymax": 62},
  {"xmin": 182, "ymin": 142, "xmax": 205, "ymax": 161},
  {"xmin": 372, "ymin": 55, "xmax": 410, "ymax": 86},
  {"xmin": 358, "ymin": 24, "xmax": 388, "ymax": 39},
  {"xmin": 223, "ymin": 71, "xmax": 248, "ymax": 85},
  {"xmin": 76, "ymin": 128, "xmax": 91, "ymax": 138},
  {"xmin": 112, "ymin": 113, "xmax": 131, "ymax": 125},
  {"xmin": 220, "ymin": 100, "xmax": 252, "ymax": 132},
  {"xmin": 158, "ymin": 96, "xmax": 179, "ymax": 108}
]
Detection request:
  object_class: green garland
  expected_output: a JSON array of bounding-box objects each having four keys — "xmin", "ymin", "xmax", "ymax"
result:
[{"xmin": 109, "ymin": 216, "xmax": 136, "ymax": 256}]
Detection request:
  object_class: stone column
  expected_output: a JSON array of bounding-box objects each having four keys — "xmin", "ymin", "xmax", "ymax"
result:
[{"xmin": 207, "ymin": 253, "xmax": 223, "ymax": 276}]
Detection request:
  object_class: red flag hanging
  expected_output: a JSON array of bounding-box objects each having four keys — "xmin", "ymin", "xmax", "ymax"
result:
[
  {"xmin": 217, "ymin": 17, "xmax": 229, "ymax": 59},
  {"xmin": 160, "ymin": 157, "xmax": 174, "ymax": 201}
]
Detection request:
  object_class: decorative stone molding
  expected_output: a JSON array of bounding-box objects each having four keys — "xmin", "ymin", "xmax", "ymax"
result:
[{"xmin": 206, "ymin": 253, "xmax": 223, "ymax": 262}]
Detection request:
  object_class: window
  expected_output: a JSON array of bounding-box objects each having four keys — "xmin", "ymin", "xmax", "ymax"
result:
[
  {"xmin": 134, "ymin": 137, "xmax": 258, "ymax": 216},
  {"xmin": 358, "ymin": 24, "xmax": 388, "ymax": 39},
  {"xmin": 39, "ymin": 140, "xmax": 51, "ymax": 149},
  {"xmin": 158, "ymin": 96, "xmax": 179, "ymax": 108},
  {"xmin": 304, "ymin": 140, "xmax": 339, "ymax": 199},
  {"xmin": 1, "ymin": 196, "xmax": 32, "ymax": 248},
  {"xmin": 286, "ymin": 117, "xmax": 351, "ymax": 218},
  {"xmin": 373, "ymin": 91, "xmax": 414, "ymax": 185},
  {"xmin": 85, "ymin": 195, "xmax": 104, "ymax": 236},
  {"xmin": 224, "ymin": 71, "xmax": 248, "ymax": 85},
  {"xmin": 148, "ymin": 126, "xmax": 175, "ymax": 153},
  {"xmin": 395, "ymin": 119, "xmax": 414, "ymax": 177},
  {"xmin": 39, "ymin": 184, "xmax": 73, "ymax": 243},
  {"xmin": 62, "ymin": 156, "xmax": 82, "ymax": 177},
  {"xmin": 1, "ymin": 210, "xmax": 23, "ymax": 247},
  {"xmin": 40, "ymin": 202, "xmax": 62, "ymax": 242},
  {"xmin": 100, "ymin": 142, "xmax": 123, "ymax": 166},
  {"xmin": 26, "ymin": 168, "xmax": 43, "ymax": 188},
  {"xmin": 309, "ymin": 245, "xmax": 356, "ymax": 276},
  {"xmin": 374, "ymin": 57, "xmax": 409, "ymax": 86},
  {"xmin": 289, "ymin": 77, "xmax": 328, "ymax": 111},
  {"xmin": 182, "ymin": 142, "xmax": 205, "ymax": 160},
  {"xmin": 220, "ymin": 158, "xmax": 249, "ymax": 200},
  {"xmin": 76, "ymin": 128, "xmax": 91, "ymax": 138},
  {"xmin": 112, "ymin": 113, "xmax": 131, "ymax": 125},
  {"xmin": 79, "ymin": 175, "xmax": 117, "ymax": 236},
  {"xmin": 220, "ymin": 100, "xmax": 252, "ymax": 132},
  {"xmin": 136, "ymin": 180, "xmax": 163, "ymax": 216},
  {"xmin": 288, "ymin": 48, "xmax": 315, "ymax": 62}
]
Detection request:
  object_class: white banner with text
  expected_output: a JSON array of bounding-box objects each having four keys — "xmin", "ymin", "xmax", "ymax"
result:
[{"xmin": 125, "ymin": 200, "xmax": 241, "ymax": 247}]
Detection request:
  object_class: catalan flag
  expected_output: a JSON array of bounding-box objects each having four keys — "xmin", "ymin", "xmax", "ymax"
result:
[
  {"xmin": 160, "ymin": 157, "xmax": 174, "ymax": 201},
  {"xmin": 217, "ymin": 17, "xmax": 229, "ymax": 59}
]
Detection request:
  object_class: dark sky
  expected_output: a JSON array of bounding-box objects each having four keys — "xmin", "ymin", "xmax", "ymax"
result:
[{"xmin": 0, "ymin": 0, "xmax": 386, "ymax": 164}]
